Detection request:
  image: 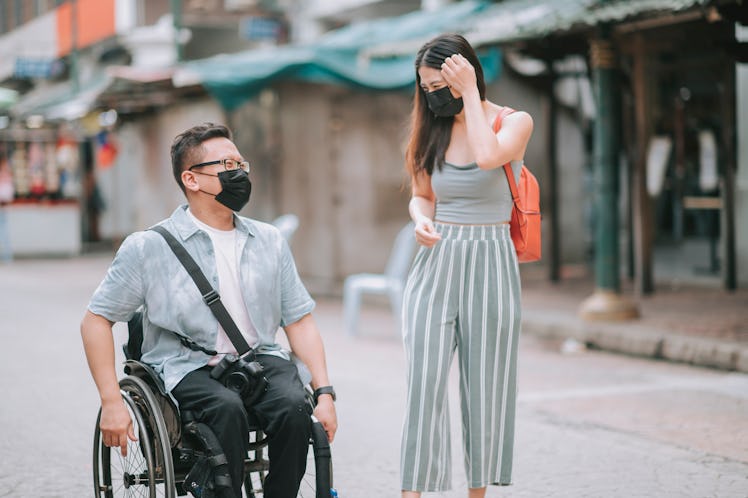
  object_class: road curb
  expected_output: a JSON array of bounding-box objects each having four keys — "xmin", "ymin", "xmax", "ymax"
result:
[{"xmin": 522, "ymin": 312, "xmax": 748, "ymax": 373}]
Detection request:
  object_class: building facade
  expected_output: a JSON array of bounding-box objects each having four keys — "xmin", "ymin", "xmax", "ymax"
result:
[{"xmin": 2, "ymin": 0, "xmax": 745, "ymax": 297}]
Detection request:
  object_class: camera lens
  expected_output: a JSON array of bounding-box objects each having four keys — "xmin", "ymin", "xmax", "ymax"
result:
[{"xmin": 225, "ymin": 371, "xmax": 250, "ymax": 394}]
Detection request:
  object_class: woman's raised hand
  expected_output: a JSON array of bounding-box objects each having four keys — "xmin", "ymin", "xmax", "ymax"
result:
[{"xmin": 440, "ymin": 54, "xmax": 477, "ymax": 97}]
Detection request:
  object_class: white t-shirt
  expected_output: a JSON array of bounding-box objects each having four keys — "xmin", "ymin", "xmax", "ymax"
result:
[{"xmin": 188, "ymin": 209, "xmax": 258, "ymax": 364}]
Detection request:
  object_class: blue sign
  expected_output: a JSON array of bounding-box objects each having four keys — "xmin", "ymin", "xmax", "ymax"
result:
[
  {"xmin": 14, "ymin": 58, "xmax": 65, "ymax": 79},
  {"xmin": 240, "ymin": 17, "xmax": 281, "ymax": 41}
]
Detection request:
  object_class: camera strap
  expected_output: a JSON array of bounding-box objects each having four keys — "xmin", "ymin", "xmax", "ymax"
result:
[{"xmin": 151, "ymin": 225, "xmax": 252, "ymax": 357}]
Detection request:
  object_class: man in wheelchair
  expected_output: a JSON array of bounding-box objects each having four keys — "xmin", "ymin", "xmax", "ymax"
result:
[{"xmin": 81, "ymin": 123, "xmax": 338, "ymax": 498}]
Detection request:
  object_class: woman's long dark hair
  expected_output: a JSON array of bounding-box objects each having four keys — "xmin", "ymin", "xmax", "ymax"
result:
[{"xmin": 405, "ymin": 33, "xmax": 487, "ymax": 179}]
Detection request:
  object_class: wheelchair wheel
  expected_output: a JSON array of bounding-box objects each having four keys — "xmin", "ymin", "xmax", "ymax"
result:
[
  {"xmin": 93, "ymin": 376, "xmax": 176, "ymax": 497},
  {"xmin": 242, "ymin": 419, "xmax": 333, "ymax": 498},
  {"xmin": 297, "ymin": 419, "xmax": 334, "ymax": 498}
]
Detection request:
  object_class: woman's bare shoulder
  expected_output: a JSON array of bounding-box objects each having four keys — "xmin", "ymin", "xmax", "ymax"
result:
[{"xmin": 486, "ymin": 101, "xmax": 533, "ymax": 131}]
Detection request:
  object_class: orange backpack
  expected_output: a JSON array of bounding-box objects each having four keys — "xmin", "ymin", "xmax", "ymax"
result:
[{"xmin": 493, "ymin": 107, "xmax": 541, "ymax": 263}]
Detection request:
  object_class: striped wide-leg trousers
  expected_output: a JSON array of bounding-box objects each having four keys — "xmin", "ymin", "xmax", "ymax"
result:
[{"xmin": 400, "ymin": 223, "xmax": 521, "ymax": 492}]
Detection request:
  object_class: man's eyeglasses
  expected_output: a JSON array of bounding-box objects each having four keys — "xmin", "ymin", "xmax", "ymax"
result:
[{"xmin": 189, "ymin": 158, "xmax": 250, "ymax": 174}]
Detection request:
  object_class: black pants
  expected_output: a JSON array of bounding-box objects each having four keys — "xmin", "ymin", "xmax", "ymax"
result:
[{"xmin": 172, "ymin": 354, "xmax": 312, "ymax": 498}]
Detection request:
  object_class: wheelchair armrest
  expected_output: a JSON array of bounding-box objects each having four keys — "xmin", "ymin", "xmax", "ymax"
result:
[
  {"xmin": 123, "ymin": 359, "xmax": 182, "ymax": 447},
  {"xmin": 124, "ymin": 359, "xmax": 168, "ymax": 395}
]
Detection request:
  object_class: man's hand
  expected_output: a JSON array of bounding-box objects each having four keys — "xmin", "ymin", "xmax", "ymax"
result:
[
  {"xmin": 313, "ymin": 395, "xmax": 338, "ymax": 442},
  {"xmin": 99, "ymin": 397, "xmax": 138, "ymax": 456}
]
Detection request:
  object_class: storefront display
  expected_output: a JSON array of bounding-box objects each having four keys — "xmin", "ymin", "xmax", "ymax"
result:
[
  {"xmin": 0, "ymin": 130, "xmax": 82, "ymax": 256},
  {"xmin": 3, "ymin": 136, "xmax": 81, "ymax": 202}
]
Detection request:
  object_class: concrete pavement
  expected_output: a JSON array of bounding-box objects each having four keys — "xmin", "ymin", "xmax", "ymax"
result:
[
  {"xmin": 518, "ymin": 265, "xmax": 748, "ymax": 373},
  {"xmin": 0, "ymin": 254, "xmax": 746, "ymax": 497},
  {"xmin": 330, "ymin": 300, "xmax": 748, "ymax": 498}
]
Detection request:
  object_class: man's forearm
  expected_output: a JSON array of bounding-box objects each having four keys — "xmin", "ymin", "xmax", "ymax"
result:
[
  {"xmin": 285, "ymin": 313, "xmax": 338, "ymax": 442},
  {"xmin": 284, "ymin": 314, "xmax": 331, "ymax": 389},
  {"xmin": 81, "ymin": 310, "xmax": 122, "ymax": 405}
]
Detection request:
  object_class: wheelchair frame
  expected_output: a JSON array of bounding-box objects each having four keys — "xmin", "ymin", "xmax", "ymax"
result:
[{"xmin": 92, "ymin": 358, "xmax": 333, "ymax": 498}]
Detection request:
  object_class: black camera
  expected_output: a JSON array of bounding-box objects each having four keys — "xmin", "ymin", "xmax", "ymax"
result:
[{"xmin": 210, "ymin": 354, "xmax": 268, "ymax": 406}]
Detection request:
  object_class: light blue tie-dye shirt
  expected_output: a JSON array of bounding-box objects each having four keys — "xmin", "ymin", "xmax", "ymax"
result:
[{"xmin": 88, "ymin": 204, "xmax": 315, "ymax": 392}]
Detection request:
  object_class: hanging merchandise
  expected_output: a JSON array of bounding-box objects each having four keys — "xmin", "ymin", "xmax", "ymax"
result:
[
  {"xmin": 698, "ymin": 129, "xmax": 718, "ymax": 193},
  {"xmin": 11, "ymin": 143, "xmax": 29, "ymax": 196},
  {"xmin": 0, "ymin": 159, "xmax": 13, "ymax": 204},
  {"xmin": 44, "ymin": 142, "xmax": 60, "ymax": 195},
  {"xmin": 57, "ymin": 138, "xmax": 81, "ymax": 199},
  {"xmin": 96, "ymin": 130, "xmax": 118, "ymax": 169},
  {"xmin": 28, "ymin": 142, "xmax": 46, "ymax": 197},
  {"xmin": 646, "ymin": 136, "xmax": 672, "ymax": 197}
]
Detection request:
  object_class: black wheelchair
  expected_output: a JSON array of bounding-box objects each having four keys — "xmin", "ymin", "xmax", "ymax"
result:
[{"xmin": 92, "ymin": 317, "xmax": 334, "ymax": 497}]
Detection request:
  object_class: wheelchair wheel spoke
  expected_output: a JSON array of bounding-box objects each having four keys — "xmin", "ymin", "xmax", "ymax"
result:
[
  {"xmin": 297, "ymin": 470, "xmax": 317, "ymax": 497},
  {"xmin": 109, "ymin": 445, "xmax": 150, "ymax": 495},
  {"xmin": 94, "ymin": 379, "xmax": 176, "ymax": 498},
  {"xmin": 297, "ymin": 438, "xmax": 327, "ymax": 498},
  {"xmin": 94, "ymin": 375, "xmax": 335, "ymax": 498},
  {"xmin": 103, "ymin": 435, "xmax": 171, "ymax": 497}
]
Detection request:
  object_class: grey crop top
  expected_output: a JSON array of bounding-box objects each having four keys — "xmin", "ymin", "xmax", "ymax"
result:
[{"xmin": 431, "ymin": 159, "xmax": 523, "ymax": 224}]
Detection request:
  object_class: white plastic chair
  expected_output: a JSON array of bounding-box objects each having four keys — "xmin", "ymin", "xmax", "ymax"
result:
[
  {"xmin": 343, "ymin": 222, "xmax": 417, "ymax": 337},
  {"xmin": 272, "ymin": 214, "xmax": 300, "ymax": 244}
]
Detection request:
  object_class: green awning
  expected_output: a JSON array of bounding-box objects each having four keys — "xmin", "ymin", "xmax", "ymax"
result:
[{"xmin": 178, "ymin": 1, "xmax": 502, "ymax": 111}]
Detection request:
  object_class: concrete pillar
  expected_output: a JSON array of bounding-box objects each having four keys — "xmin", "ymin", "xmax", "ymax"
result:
[{"xmin": 579, "ymin": 34, "xmax": 639, "ymax": 321}]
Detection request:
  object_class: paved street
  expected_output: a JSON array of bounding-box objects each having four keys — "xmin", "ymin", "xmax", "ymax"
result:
[{"xmin": 0, "ymin": 254, "xmax": 747, "ymax": 497}]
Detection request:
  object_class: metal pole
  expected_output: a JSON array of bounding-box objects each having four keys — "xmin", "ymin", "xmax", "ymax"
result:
[
  {"xmin": 545, "ymin": 62, "xmax": 560, "ymax": 282},
  {"xmin": 722, "ymin": 60, "xmax": 737, "ymax": 291},
  {"xmin": 631, "ymin": 33, "xmax": 654, "ymax": 295},
  {"xmin": 71, "ymin": 0, "xmax": 79, "ymax": 93},
  {"xmin": 170, "ymin": 0, "xmax": 183, "ymax": 62}
]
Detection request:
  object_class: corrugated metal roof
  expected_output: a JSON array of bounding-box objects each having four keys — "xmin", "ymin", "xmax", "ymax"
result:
[
  {"xmin": 464, "ymin": 0, "xmax": 712, "ymax": 45},
  {"xmin": 176, "ymin": 1, "xmax": 502, "ymax": 110},
  {"xmin": 364, "ymin": 0, "xmax": 714, "ymax": 58},
  {"xmin": 9, "ymin": 75, "xmax": 111, "ymax": 120},
  {"xmin": 178, "ymin": 0, "xmax": 718, "ymax": 109}
]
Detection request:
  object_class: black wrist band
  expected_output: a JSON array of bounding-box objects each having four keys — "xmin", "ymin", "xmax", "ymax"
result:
[{"xmin": 313, "ymin": 385, "xmax": 336, "ymax": 403}]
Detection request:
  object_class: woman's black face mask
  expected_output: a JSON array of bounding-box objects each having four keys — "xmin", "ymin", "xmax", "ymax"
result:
[{"xmin": 425, "ymin": 86, "xmax": 464, "ymax": 117}]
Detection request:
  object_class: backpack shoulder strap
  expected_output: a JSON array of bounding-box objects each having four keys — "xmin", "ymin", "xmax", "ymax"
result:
[
  {"xmin": 492, "ymin": 106, "xmax": 521, "ymax": 202},
  {"xmin": 492, "ymin": 106, "xmax": 516, "ymax": 133}
]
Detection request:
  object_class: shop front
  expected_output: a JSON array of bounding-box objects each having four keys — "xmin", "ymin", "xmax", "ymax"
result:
[{"xmin": 0, "ymin": 127, "xmax": 86, "ymax": 257}]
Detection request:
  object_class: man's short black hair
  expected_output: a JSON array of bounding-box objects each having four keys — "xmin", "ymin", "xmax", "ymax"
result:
[{"xmin": 171, "ymin": 123, "xmax": 232, "ymax": 193}]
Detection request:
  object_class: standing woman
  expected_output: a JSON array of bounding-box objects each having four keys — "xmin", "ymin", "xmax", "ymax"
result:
[{"xmin": 400, "ymin": 34, "xmax": 533, "ymax": 498}]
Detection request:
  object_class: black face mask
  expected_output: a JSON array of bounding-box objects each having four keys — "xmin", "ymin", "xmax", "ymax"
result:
[
  {"xmin": 425, "ymin": 86, "xmax": 464, "ymax": 117},
  {"xmin": 198, "ymin": 169, "xmax": 252, "ymax": 212}
]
